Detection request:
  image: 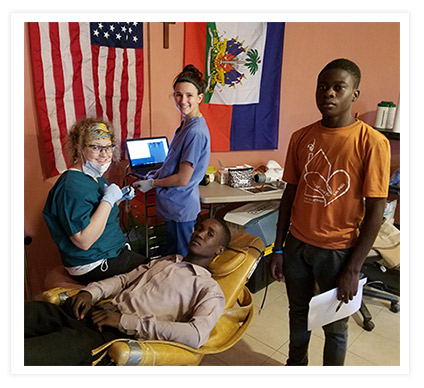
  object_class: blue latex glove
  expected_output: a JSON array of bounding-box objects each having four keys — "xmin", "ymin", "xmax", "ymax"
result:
[
  {"xmin": 101, "ymin": 183, "xmax": 123, "ymax": 207},
  {"xmin": 134, "ymin": 179, "xmax": 155, "ymax": 193},
  {"xmin": 120, "ymin": 186, "xmax": 135, "ymax": 201}
]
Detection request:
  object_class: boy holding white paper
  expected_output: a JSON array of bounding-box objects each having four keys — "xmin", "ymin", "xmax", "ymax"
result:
[{"xmin": 270, "ymin": 59, "xmax": 390, "ymax": 365}]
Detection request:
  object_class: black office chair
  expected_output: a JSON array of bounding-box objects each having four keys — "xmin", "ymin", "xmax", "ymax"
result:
[{"xmin": 358, "ymin": 253, "xmax": 400, "ymax": 331}]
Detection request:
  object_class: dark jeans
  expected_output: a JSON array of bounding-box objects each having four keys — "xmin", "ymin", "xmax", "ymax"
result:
[
  {"xmin": 24, "ymin": 301, "xmax": 129, "ymax": 366},
  {"xmin": 71, "ymin": 245, "xmax": 149, "ymax": 284},
  {"xmin": 283, "ymin": 233, "xmax": 352, "ymax": 366}
]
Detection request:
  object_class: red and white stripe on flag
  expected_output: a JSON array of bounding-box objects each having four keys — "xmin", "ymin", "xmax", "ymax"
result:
[{"xmin": 28, "ymin": 22, "xmax": 144, "ymax": 177}]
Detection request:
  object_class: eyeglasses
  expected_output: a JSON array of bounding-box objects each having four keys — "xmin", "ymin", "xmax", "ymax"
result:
[{"xmin": 86, "ymin": 144, "xmax": 115, "ymax": 154}]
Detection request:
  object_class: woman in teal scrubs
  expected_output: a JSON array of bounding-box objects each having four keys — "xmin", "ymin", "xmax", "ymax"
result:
[
  {"xmin": 135, "ymin": 65, "xmax": 211, "ymax": 256},
  {"xmin": 43, "ymin": 119, "xmax": 148, "ymax": 284}
]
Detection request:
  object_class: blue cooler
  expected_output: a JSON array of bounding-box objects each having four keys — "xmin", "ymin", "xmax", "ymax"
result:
[
  {"xmin": 223, "ymin": 201, "xmax": 280, "ymax": 246},
  {"xmin": 224, "ymin": 201, "xmax": 280, "ymax": 293}
]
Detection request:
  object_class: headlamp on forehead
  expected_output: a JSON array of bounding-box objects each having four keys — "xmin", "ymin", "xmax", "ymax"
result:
[{"xmin": 89, "ymin": 123, "xmax": 111, "ymax": 141}]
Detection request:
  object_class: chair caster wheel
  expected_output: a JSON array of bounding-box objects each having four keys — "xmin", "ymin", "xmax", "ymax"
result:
[
  {"xmin": 390, "ymin": 303, "xmax": 400, "ymax": 313},
  {"xmin": 363, "ymin": 320, "xmax": 375, "ymax": 331}
]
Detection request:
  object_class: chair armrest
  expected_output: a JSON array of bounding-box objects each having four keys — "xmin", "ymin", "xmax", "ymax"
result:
[
  {"xmin": 91, "ymin": 338, "xmax": 204, "ymax": 366},
  {"xmin": 41, "ymin": 287, "xmax": 80, "ymax": 305}
]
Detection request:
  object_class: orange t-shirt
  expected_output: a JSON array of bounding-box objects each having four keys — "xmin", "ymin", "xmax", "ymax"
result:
[{"xmin": 283, "ymin": 119, "xmax": 391, "ymax": 249}]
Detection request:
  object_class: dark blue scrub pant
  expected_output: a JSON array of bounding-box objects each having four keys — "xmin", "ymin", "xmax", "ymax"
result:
[
  {"xmin": 283, "ymin": 233, "xmax": 352, "ymax": 366},
  {"xmin": 165, "ymin": 220, "xmax": 196, "ymax": 257},
  {"xmin": 70, "ymin": 245, "xmax": 149, "ymax": 284}
]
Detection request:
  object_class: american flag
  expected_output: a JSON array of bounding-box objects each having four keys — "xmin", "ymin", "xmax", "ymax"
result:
[{"xmin": 28, "ymin": 22, "xmax": 144, "ymax": 177}]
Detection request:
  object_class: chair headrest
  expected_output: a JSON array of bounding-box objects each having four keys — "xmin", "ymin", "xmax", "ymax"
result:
[
  {"xmin": 208, "ymin": 233, "xmax": 263, "ymax": 278},
  {"xmin": 208, "ymin": 248, "xmax": 246, "ymax": 277}
]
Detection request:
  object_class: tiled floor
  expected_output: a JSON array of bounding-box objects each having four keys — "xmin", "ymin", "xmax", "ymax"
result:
[{"xmin": 200, "ymin": 280, "xmax": 400, "ymax": 366}]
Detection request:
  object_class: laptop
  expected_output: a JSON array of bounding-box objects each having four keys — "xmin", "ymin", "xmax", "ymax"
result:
[{"xmin": 125, "ymin": 136, "xmax": 169, "ymax": 178}]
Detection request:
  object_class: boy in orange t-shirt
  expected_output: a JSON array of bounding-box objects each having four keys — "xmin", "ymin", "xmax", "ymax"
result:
[{"xmin": 270, "ymin": 58, "xmax": 390, "ymax": 366}]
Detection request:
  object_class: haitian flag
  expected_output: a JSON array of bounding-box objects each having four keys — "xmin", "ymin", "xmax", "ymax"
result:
[
  {"xmin": 28, "ymin": 22, "xmax": 144, "ymax": 177},
  {"xmin": 184, "ymin": 22, "xmax": 285, "ymax": 152}
]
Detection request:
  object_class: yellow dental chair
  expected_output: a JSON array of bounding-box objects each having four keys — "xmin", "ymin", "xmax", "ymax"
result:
[{"xmin": 42, "ymin": 232, "xmax": 265, "ymax": 366}]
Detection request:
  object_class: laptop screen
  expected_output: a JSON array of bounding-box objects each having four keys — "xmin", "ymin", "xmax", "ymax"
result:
[{"xmin": 126, "ymin": 137, "xmax": 169, "ymax": 169}]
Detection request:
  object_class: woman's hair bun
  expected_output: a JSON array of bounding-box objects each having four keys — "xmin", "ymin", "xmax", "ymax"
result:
[
  {"xmin": 182, "ymin": 64, "xmax": 202, "ymax": 76},
  {"xmin": 173, "ymin": 64, "xmax": 207, "ymax": 94}
]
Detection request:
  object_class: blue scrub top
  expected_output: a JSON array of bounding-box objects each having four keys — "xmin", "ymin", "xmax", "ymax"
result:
[{"xmin": 155, "ymin": 116, "xmax": 211, "ymax": 222}]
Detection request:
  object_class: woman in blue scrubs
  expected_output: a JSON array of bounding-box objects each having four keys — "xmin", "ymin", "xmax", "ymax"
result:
[{"xmin": 136, "ymin": 65, "xmax": 211, "ymax": 256}]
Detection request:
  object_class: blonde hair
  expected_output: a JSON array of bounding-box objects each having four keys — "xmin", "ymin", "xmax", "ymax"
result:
[{"xmin": 66, "ymin": 118, "xmax": 120, "ymax": 164}]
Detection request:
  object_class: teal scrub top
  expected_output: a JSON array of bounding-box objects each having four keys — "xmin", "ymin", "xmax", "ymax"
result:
[
  {"xmin": 43, "ymin": 170, "xmax": 126, "ymax": 267},
  {"xmin": 155, "ymin": 116, "xmax": 211, "ymax": 222}
]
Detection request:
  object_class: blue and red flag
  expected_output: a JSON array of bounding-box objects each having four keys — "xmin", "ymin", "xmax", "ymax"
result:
[
  {"xmin": 28, "ymin": 22, "xmax": 144, "ymax": 177},
  {"xmin": 184, "ymin": 22, "xmax": 285, "ymax": 152}
]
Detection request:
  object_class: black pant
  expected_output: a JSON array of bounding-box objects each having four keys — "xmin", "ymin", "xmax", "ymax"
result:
[
  {"xmin": 24, "ymin": 301, "xmax": 128, "ymax": 366},
  {"xmin": 283, "ymin": 233, "xmax": 352, "ymax": 366},
  {"xmin": 70, "ymin": 246, "xmax": 149, "ymax": 284}
]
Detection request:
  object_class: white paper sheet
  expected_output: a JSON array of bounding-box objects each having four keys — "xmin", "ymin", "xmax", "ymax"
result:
[{"xmin": 307, "ymin": 278, "xmax": 367, "ymax": 331}]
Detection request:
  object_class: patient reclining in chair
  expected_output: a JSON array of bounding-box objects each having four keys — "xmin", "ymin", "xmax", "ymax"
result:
[{"xmin": 25, "ymin": 218, "xmax": 231, "ymax": 366}]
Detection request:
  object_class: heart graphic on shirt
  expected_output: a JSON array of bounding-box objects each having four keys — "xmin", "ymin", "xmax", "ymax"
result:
[{"xmin": 304, "ymin": 170, "xmax": 350, "ymax": 207}]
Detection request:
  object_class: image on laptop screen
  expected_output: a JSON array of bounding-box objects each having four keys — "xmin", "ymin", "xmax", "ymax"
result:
[{"xmin": 126, "ymin": 137, "xmax": 169, "ymax": 168}]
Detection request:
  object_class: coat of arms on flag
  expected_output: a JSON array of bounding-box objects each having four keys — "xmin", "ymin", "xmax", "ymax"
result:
[
  {"xmin": 184, "ymin": 22, "xmax": 285, "ymax": 152},
  {"xmin": 204, "ymin": 22, "xmax": 266, "ymax": 105},
  {"xmin": 28, "ymin": 22, "xmax": 144, "ymax": 178}
]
